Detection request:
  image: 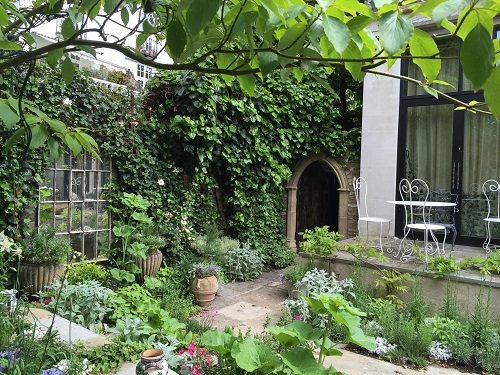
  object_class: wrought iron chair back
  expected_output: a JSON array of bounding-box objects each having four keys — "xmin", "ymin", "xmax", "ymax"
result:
[{"xmin": 482, "ymin": 179, "xmax": 500, "ymax": 252}]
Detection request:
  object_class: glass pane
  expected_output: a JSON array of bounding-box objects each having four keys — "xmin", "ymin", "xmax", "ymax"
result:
[
  {"xmin": 98, "ymin": 232, "xmax": 110, "ymax": 258},
  {"xmin": 41, "ymin": 170, "xmax": 55, "ymax": 201},
  {"xmin": 71, "ymin": 153, "xmax": 84, "ymax": 169},
  {"xmin": 40, "ymin": 203, "xmax": 54, "ymax": 226},
  {"xmin": 55, "ymin": 170, "xmax": 70, "ymax": 200},
  {"xmin": 72, "ymin": 172, "xmax": 84, "ymax": 201},
  {"xmin": 461, "ymin": 113, "xmax": 500, "ymax": 238},
  {"xmin": 55, "ymin": 202, "xmax": 69, "ymax": 232},
  {"xmin": 84, "ymin": 202, "xmax": 97, "ymax": 229},
  {"xmin": 85, "ymin": 172, "xmax": 98, "ymax": 200},
  {"xmin": 405, "ymin": 105, "xmax": 454, "ymax": 191},
  {"xmin": 56, "ymin": 153, "xmax": 71, "ymax": 169},
  {"xmin": 86, "ymin": 155, "xmax": 98, "ymax": 170},
  {"xmin": 96, "ymin": 203, "xmax": 109, "ymax": 230},
  {"xmin": 100, "ymin": 157, "xmax": 111, "ymax": 170},
  {"xmin": 71, "ymin": 202, "xmax": 83, "ymax": 231}
]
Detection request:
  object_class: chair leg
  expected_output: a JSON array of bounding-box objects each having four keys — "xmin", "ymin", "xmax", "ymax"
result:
[
  {"xmin": 450, "ymin": 226, "xmax": 457, "ymax": 251},
  {"xmin": 483, "ymin": 221, "xmax": 492, "ymax": 254}
]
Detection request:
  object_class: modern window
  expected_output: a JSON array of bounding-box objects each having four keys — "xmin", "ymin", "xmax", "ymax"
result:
[
  {"xmin": 137, "ymin": 64, "xmax": 153, "ymax": 79},
  {"xmin": 38, "ymin": 152, "xmax": 112, "ymax": 260},
  {"xmin": 397, "ymin": 30, "xmax": 500, "ymax": 246}
]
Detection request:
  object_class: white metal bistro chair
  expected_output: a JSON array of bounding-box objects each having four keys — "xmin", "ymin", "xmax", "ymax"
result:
[
  {"xmin": 482, "ymin": 179, "xmax": 500, "ymax": 253},
  {"xmin": 353, "ymin": 177, "xmax": 391, "ymax": 252},
  {"xmin": 399, "ymin": 178, "xmax": 447, "ymax": 262}
]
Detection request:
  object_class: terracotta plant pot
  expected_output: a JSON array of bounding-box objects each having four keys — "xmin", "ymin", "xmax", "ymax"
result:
[
  {"xmin": 133, "ymin": 249, "xmax": 163, "ymax": 283},
  {"xmin": 189, "ymin": 275, "xmax": 219, "ymax": 306},
  {"xmin": 18, "ymin": 263, "xmax": 64, "ymax": 296}
]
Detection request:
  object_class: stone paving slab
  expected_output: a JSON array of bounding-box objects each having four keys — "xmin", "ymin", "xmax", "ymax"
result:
[{"xmin": 27, "ymin": 308, "xmax": 109, "ymax": 348}]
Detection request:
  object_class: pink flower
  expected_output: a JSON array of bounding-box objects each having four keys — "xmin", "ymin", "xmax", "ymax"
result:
[
  {"xmin": 187, "ymin": 342, "xmax": 196, "ymax": 355},
  {"xmin": 295, "ymin": 315, "xmax": 301, "ymax": 320}
]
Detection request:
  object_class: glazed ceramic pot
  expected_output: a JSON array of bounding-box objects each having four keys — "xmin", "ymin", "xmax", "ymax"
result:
[
  {"xmin": 136, "ymin": 348, "xmax": 168, "ymax": 375},
  {"xmin": 189, "ymin": 275, "xmax": 219, "ymax": 306}
]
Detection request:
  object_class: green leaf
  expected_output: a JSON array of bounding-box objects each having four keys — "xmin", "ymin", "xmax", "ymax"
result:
[
  {"xmin": 136, "ymin": 33, "xmax": 148, "ymax": 49},
  {"xmin": 61, "ymin": 18, "xmax": 76, "ymax": 39},
  {"xmin": 432, "ymin": 0, "xmax": 468, "ymax": 23},
  {"xmin": 46, "ymin": 49, "xmax": 64, "ymax": 68},
  {"xmin": 65, "ymin": 133, "xmax": 82, "ymax": 155},
  {"xmin": 5, "ymin": 127, "xmax": 25, "ymax": 151},
  {"xmin": 0, "ymin": 100, "xmax": 20, "ymax": 129},
  {"xmin": 258, "ymin": 52, "xmax": 280, "ymax": 77},
  {"xmin": 0, "ymin": 39, "xmax": 22, "ymax": 50},
  {"xmin": 346, "ymin": 326, "xmax": 376, "ymax": 351},
  {"xmin": 281, "ymin": 347, "xmax": 330, "ymax": 375},
  {"xmin": 423, "ymin": 85, "xmax": 438, "ymax": 98},
  {"xmin": 104, "ymin": 0, "xmax": 121, "ymax": 14},
  {"xmin": 408, "ymin": 28, "xmax": 440, "ymax": 83},
  {"xmin": 200, "ymin": 329, "xmax": 235, "ymax": 355},
  {"xmin": 322, "ymin": 16, "xmax": 352, "ymax": 55},
  {"xmin": 334, "ymin": 0, "xmax": 376, "ymax": 18},
  {"xmin": 460, "ymin": 23, "xmax": 494, "ymax": 91},
  {"xmin": 342, "ymin": 40, "xmax": 362, "ymax": 81},
  {"xmin": 0, "ymin": 5, "xmax": 10, "ymax": 26},
  {"xmin": 379, "ymin": 11, "xmax": 414, "ymax": 56},
  {"xmin": 484, "ymin": 65, "xmax": 500, "ymax": 118},
  {"xmin": 167, "ymin": 18, "xmax": 187, "ymax": 59},
  {"xmin": 30, "ymin": 124, "xmax": 49, "ymax": 149},
  {"xmin": 47, "ymin": 137, "xmax": 62, "ymax": 160},
  {"xmin": 317, "ymin": 0, "xmax": 335, "ymax": 10},
  {"xmin": 62, "ymin": 57, "xmax": 75, "ymax": 85},
  {"xmin": 186, "ymin": 0, "xmax": 221, "ymax": 37},
  {"xmin": 121, "ymin": 7, "xmax": 129, "ymax": 25},
  {"xmin": 78, "ymin": 45, "xmax": 97, "ymax": 58},
  {"xmin": 260, "ymin": 0, "xmax": 285, "ymax": 23},
  {"xmin": 237, "ymin": 74, "xmax": 256, "ymax": 96},
  {"xmin": 232, "ymin": 338, "xmax": 281, "ymax": 372}
]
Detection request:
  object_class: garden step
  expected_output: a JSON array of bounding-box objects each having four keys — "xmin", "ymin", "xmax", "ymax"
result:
[{"xmin": 27, "ymin": 308, "xmax": 110, "ymax": 348}]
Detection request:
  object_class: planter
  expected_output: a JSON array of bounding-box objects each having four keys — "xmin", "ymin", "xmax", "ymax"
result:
[
  {"xmin": 18, "ymin": 262, "xmax": 64, "ymax": 296},
  {"xmin": 136, "ymin": 348, "xmax": 168, "ymax": 375},
  {"xmin": 133, "ymin": 249, "xmax": 163, "ymax": 283},
  {"xmin": 189, "ymin": 275, "xmax": 219, "ymax": 306}
]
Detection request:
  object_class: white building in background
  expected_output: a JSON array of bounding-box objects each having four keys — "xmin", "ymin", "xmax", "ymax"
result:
[{"xmin": 23, "ymin": 2, "xmax": 172, "ymax": 89}]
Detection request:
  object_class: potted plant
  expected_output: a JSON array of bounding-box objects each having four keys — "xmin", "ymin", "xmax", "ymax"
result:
[
  {"xmin": 18, "ymin": 225, "xmax": 72, "ymax": 296},
  {"xmin": 189, "ymin": 262, "xmax": 220, "ymax": 306},
  {"xmin": 130, "ymin": 229, "xmax": 166, "ymax": 283},
  {"xmin": 107, "ymin": 192, "xmax": 164, "ymax": 283}
]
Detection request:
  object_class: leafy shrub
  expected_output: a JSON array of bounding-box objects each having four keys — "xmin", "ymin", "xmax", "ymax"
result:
[
  {"xmin": 19, "ymin": 225, "xmax": 72, "ymax": 264},
  {"xmin": 190, "ymin": 223, "xmax": 239, "ymax": 264},
  {"xmin": 298, "ymin": 226, "xmax": 342, "ymax": 257},
  {"xmin": 224, "ymin": 243, "xmax": 264, "ymax": 281},
  {"xmin": 65, "ymin": 261, "xmax": 108, "ymax": 284},
  {"xmin": 425, "ymin": 316, "xmax": 469, "ymax": 345},
  {"xmin": 269, "ymin": 246, "xmax": 296, "ymax": 269},
  {"xmin": 283, "ymin": 264, "xmax": 310, "ymax": 285},
  {"xmin": 41, "ymin": 280, "xmax": 113, "ymax": 332},
  {"xmin": 283, "ymin": 268, "xmax": 354, "ymax": 326}
]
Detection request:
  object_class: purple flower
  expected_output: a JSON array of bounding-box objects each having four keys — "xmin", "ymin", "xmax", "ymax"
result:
[{"xmin": 42, "ymin": 369, "xmax": 63, "ymax": 375}]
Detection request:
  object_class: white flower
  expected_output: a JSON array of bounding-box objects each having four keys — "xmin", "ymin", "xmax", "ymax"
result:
[
  {"xmin": 62, "ymin": 98, "xmax": 73, "ymax": 105},
  {"xmin": 370, "ymin": 337, "xmax": 397, "ymax": 356},
  {"xmin": 157, "ymin": 179, "xmax": 165, "ymax": 186},
  {"xmin": 429, "ymin": 341, "xmax": 452, "ymax": 361}
]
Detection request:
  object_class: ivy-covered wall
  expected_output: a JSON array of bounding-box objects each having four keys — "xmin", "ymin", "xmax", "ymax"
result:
[{"xmin": 143, "ymin": 69, "xmax": 362, "ymax": 262}]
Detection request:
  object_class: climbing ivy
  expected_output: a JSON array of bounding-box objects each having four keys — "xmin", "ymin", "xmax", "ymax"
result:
[{"xmin": 144, "ymin": 70, "xmax": 362, "ymax": 262}]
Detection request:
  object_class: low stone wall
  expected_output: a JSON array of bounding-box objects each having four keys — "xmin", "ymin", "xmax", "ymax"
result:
[{"xmin": 297, "ymin": 252, "xmax": 500, "ymax": 320}]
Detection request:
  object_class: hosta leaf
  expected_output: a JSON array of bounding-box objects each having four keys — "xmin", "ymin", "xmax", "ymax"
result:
[
  {"xmin": 379, "ymin": 10, "xmax": 414, "ymax": 56},
  {"xmin": 460, "ymin": 23, "xmax": 494, "ymax": 91},
  {"xmin": 408, "ymin": 28, "xmax": 441, "ymax": 82}
]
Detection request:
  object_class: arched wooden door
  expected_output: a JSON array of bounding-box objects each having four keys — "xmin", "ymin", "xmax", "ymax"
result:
[{"xmin": 296, "ymin": 161, "xmax": 340, "ymax": 243}]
